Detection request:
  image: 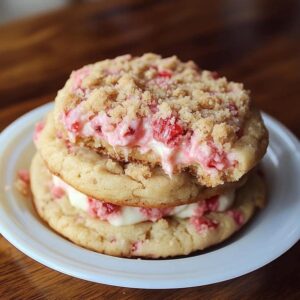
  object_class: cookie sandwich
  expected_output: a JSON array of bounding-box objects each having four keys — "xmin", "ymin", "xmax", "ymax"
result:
[{"xmin": 30, "ymin": 54, "xmax": 268, "ymax": 258}]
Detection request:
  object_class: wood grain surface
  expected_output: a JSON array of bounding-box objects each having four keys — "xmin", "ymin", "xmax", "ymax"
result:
[{"xmin": 0, "ymin": 0, "xmax": 299, "ymax": 299}]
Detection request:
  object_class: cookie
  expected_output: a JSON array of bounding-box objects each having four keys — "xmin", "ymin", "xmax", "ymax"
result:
[
  {"xmin": 30, "ymin": 153, "xmax": 266, "ymax": 258},
  {"xmin": 36, "ymin": 113, "xmax": 247, "ymax": 208},
  {"xmin": 53, "ymin": 53, "xmax": 268, "ymax": 187}
]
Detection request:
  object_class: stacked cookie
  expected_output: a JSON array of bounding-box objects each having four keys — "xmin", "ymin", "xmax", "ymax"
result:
[{"xmin": 31, "ymin": 53, "xmax": 268, "ymax": 258}]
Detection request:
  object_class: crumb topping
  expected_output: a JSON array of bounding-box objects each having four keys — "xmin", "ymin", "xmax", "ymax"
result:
[{"xmin": 62, "ymin": 53, "xmax": 250, "ymax": 147}]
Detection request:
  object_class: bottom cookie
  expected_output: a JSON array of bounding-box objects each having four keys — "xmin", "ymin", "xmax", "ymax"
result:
[{"xmin": 30, "ymin": 153, "xmax": 266, "ymax": 258}]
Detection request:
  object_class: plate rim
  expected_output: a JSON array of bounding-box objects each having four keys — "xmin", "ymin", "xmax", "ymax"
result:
[{"xmin": 0, "ymin": 102, "xmax": 299, "ymax": 289}]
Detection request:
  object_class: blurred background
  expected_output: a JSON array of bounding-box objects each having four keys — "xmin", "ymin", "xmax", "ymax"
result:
[
  {"xmin": 0, "ymin": 0, "xmax": 80, "ymax": 24},
  {"xmin": 0, "ymin": 0, "xmax": 71, "ymax": 24},
  {"xmin": 0, "ymin": 0, "xmax": 299, "ymax": 135},
  {"xmin": 0, "ymin": 1, "xmax": 300, "ymax": 298}
]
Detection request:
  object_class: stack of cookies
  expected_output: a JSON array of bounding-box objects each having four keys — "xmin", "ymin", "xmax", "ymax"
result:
[{"xmin": 31, "ymin": 53, "xmax": 268, "ymax": 258}]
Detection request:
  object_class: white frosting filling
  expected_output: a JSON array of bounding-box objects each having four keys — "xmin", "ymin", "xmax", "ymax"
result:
[
  {"xmin": 53, "ymin": 176, "xmax": 89, "ymax": 211},
  {"xmin": 52, "ymin": 175, "xmax": 235, "ymax": 226}
]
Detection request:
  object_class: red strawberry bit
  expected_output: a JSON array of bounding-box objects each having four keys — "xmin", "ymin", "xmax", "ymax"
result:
[
  {"xmin": 205, "ymin": 195, "xmax": 219, "ymax": 211},
  {"xmin": 124, "ymin": 126, "xmax": 135, "ymax": 136},
  {"xmin": 102, "ymin": 202, "xmax": 120, "ymax": 214},
  {"xmin": 152, "ymin": 116, "xmax": 184, "ymax": 147},
  {"xmin": 152, "ymin": 69, "xmax": 172, "ymax": 88},
  {"xmin": 131, "ymin": 241, "xmax": 142, "ymax": 252},
  {"xmin": 50, "ymin": 185, "xmax": 65, "ymax": 199},
  {"xmin": 88, "ymin": 198, "xmax": 120, "ymax": 220},
  {"xmin": 190, "ymin": 216, "xmax": 219, "ymax": 233},
  {"xmin": 70, "ymin": 121, "xmax": 81, "ymax": 133},
  {"xmin": 140, "ymin": 207, "xmax": 172, "ymax": 222},
  {"xmin": 211, "ymin": 71, "xmax": 220, "ymax": 79},
  {"xmin": 228, "ymin": 103, "xmax": 238, "ymax": 116},
  {"xmin": 65, "ymin": 140, "xmax": 75, "ymax": 154},
  {"xmin": 17, "ymin": 170, "xmax": 30, "ymax": 184},
  {"xmin": 94, "ymin": 125, "xmax": 102, "ymax": 134},
  {"xmin": 207, "ymin": 152, "xmax": 228, "ymax": 169},
  {"xmin": 157, "ymin": 70, "xmax": 172, "ymax": 79},
  {"xmin": 33, "ymin": 121, "xmax": 45, "ymax": 142},
  {"xmin": 227, "ymin": 209, "xmax": 244, "ymax": 226},
  {"xmin": 64, "ymin": 110, "xmax": 82, "ymax": 135},
  {"xmin": 90, "ymin": 117, "xmax": 103, "ymax": 135}
]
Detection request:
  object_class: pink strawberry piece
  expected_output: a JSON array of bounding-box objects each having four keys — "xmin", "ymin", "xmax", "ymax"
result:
[
  {"xmin": 227, "ymin": 209, "xmax": 244, "ymax": 226},
  {"xmin": 72, "ymin": 66, "xmax": 90, "ymax": 94},
  {"xmin": 207, "ymin": 153, "xmax": 227, "ymax": 169},
  {"xmin": 56, "ymin": 131, "xmax": 63, "ymax": 139},
  {"xmin": 139, "ymin": 207, "xmax": 172, "ymax": 222},
  {"xmin": 17, "ymin": 170, "xmax": 30, "ymax": 184},
  {"xmin": 152, "ymin": 116, "xmax": 184, "ymax": 147},
  {"xmin": 65, "ymin": 140, "xmax": 75, "ymax": 154},
  {"xmin": 149, "ymin": 102, "xmax": 158, "ymax": 113},
  {"xmin": 88, "ymin": 198, "xmax": 97, "ymax": 218},
  {"xmin": 206, "ymin": 141, "xmax": 230, "ymax": 170},
  {"xmin": 88, "ymin": 198, "xmax": 120, "ymax": 220},
  {"xmin": 33, "ymin": 121, "xmax": 45, "ymax": 142},
  {"xmin": 194, "ymin": 201, "xmax": 208, "ymax": 217},
  {"xmin": 194, "ymin": 195, "xmax": 219, "ymax": 217},
  {"xmin": 157, "ymin": 70, "xmax": 172, "ymax": 79},
  {"xmin": 51, "ymin": 186, "xmax": 65, "ymax": 199},
  {"xmin": 190, "ymin": 216, "xmax": 218, "ymax": 233},
  {"xmin": 64, "ymin": 110, "xmax": 82, "ymax": 134},
  {"xmin": 131, "ymin": 241, "xmax": 142, "ymax": 252}
]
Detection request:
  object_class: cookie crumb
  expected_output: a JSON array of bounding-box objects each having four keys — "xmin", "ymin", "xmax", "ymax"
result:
[{"xmin": 105, "ymin": 159, "xmax": 124, "ymax": 175}]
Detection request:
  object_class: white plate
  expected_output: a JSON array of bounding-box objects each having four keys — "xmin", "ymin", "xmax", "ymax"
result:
[{"xmin": 0, "ymin": 103, "xmax": 299, "ymax": 289}]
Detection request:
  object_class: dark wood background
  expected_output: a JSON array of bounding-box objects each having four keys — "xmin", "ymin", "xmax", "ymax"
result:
[{"xmin": 0, "ymin": 0, "xmax": 299, "ymax": 299}]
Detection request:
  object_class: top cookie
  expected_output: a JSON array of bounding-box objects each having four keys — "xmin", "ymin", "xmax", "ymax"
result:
[
  {"xmin": 54, "ymin": 53, "xmax": 268, "ymax": 187},
  {"xmin": 36, "ymin": 113, "xmax": 246, "ymax": 208}
]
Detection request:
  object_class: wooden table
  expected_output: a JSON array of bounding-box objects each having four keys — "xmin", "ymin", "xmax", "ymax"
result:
[{"xmin": 0, "ymin": 0, "xmax": 299, "ymax": 298}]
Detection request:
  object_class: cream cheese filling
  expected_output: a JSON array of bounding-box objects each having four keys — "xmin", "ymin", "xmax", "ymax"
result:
[
  {"xmin": 62, "ymin": 105, "xmax": 236, "ymax": 177},
  {"xmin": 52, "ymin": 175, "xmax": 235, "ymax": 226}
]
